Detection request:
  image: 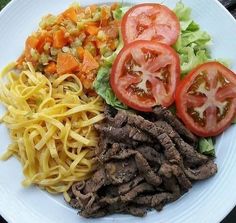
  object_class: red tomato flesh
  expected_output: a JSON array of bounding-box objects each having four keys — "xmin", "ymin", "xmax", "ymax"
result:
[
  {"xmin": 121, "ymin": 3, "xmax": 180, "ymax": 45},
  {"xmin": 176, "ymin": 62, "xmax": 236, "ymax": 137},
  {"xmin": 110, "ymin": 40, "xmax": 180, "ymax": 111}
]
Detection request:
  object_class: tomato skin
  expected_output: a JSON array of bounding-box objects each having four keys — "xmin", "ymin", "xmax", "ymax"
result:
[
  {"xmin": 110, "ymin": 40, "xmax": 180, "ymax": 112},
  {"xmin": 176, "ymin": 62, "xmax": 236, "ymax": 137},
  {"xmin": 121, "ymin": 3, "xmax": 180, "ymax": 46}
]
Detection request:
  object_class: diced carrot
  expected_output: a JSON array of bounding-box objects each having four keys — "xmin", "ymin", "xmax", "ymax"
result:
[
  {"xmin": 85, "ymin": 25, "xmax": 99, "ymax": 35},
  {"xmin": 76, "ymin": 46, "xmax": 84, "ymax": 60},
  {"xmin": 24, "ymin": 36, "xmax": 40, "ymax": 61},
  {"xmin": 44, "ymin": 61, "xmax": 57, "ymax": 74},
  {"xmin": 56, "ymin": 52, "xmax": 80, "ymax": 75},
  {"xmin": 53, "ymin": 30, "xmax": 67, "ymax": 49},
  {"xmin": 26, "ymin": 36, "xmax": 39, "ymax": 49},
  {"xmin": 95, "ymin": 39, "xmax": 104, "ymax": 49},
  {"xmin": 37, "ymin": 34, "xmax": 53, "ymax": 53},
  {"xmin": 87, "ymin": 89, "xmax": 98, "ymax": 97},
  {"xmin": 109, "ymin": 40, "xmax": 117, "ymax": 51},
  {"xmin": 62, "ymin": 7, "xmax": 78, "ymax": 23},
  {"xmin": 111, "ymin": 3, "xmax": 119, "ymax": 11},
  {"xmin": 82, "ymin": 50, "xmax": 99, "ymax": 73},
  {"xmin": 67, "ymin": 35, "xmax": 75, "ymax": 44},
  {"xmin": 89, "ymin": 5, "xmax": 97, "ymax": 14},
  {"xmin": 86, "ymin": 21, "xmax": 99, "ymax": 26},
  {"xmin": 77, "ymin": 71, "xmax": 95, "ymax": 89},
  {"xmin": 100, "ymin": 7, "xmax": 109, "ymax": 27}
]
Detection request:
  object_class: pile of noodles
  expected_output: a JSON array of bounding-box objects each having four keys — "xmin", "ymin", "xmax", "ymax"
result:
[{"xmin": 0, "ymin": 63, "xmax": 104, "ymax": 194}]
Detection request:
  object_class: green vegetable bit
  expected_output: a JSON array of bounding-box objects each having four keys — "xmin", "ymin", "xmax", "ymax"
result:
[
  {"xmin": 198, "ymin": 137, "xmax": 215, "ymax": 156},
  {"xmin": 112, "ymin": 6, "xmax": 130, "ymax": 20},
  {"xmin": 173, "ymin": 2, "xmax": 211, "ymax": 77},
  {"xmin": 93, "ymin": 66, "xmax": 127, "ymax": 110}
]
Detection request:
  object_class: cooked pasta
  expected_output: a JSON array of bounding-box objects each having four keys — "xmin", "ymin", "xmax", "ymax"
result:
[{"xmin": 0, "ymin": 63, "xmax": 104, "ymax": 194}]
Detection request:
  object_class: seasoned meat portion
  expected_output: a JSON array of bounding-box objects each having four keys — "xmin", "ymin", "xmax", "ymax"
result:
[
  {"xmin": 183, "ymin": 160, "xmax": 218, "ymax": 180},
  {"xmin": 120, "ymin": 183, "xmax": 154, "ymax": 202},
  {"xmin": 153, "ymin": 106, "xmax": 198, "ymax": 145},
  {"xmin": 125, "ymin": 205, "xmax": 147, "ymax": 217},
  {"xmin": 118, "ymin": 176, "xmax": 144, "ymax": 195},
  {"xmin": 105, "ymin": 158, "xmax": 138, "ymax": 185},
  {"xmin": 135, "ymin": 145, "xmax": 163, "ymax": 166},
  {"xmin": 133, "ymin": 192, "xmax": 174, "ymax": 208},
  {"xmin": 68, "ymin": 106, "xmax": 217, "ymax": 218},
  {"xmin": 135, "ymin": 152, "xmax": 162, "ymax": 187},
  {"xmin": 83, "ymin": 168, "xmax": 106, "ymax": 193},
  {"xmin": 95, "ymin": 124, "xmax": 154, "ymax": 145}
]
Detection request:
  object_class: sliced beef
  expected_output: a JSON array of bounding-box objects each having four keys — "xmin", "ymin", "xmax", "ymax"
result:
[
  {"xmin": 104, "ymin": 104, "xmax": 118, "ymax": 121},
  {"xmin": 118, "ymin": 176, "xmax": 144, "ymax": 195},
  {"xmin": 171, "ymin": 165, "xmax": 192, "ymax": 190},
  {"xmin": 83, "ymin": 168, "xmax": 106, "ymax": 194},
  {"xmin": 99, "ymin": 185, "xmax": 119, "ymax": 197},
  {"xmin": 183, "ymin": 160, "xmax": 218, "ymax": 180},
  {"xmin": 99, "ymin": 144, "xmax": 136, "ymax": 162},
  {"xmin": 135, "ymin": 152, "xmax": 162, "ymax": 187},
  {"xmin": 105, "ymin": 158, "xmax": 137, "ymax": 184},
  {"xmin": 176, "ymin": 138, "xmax": 208, "ymax": 167},
  {"xmin": 162, "ymin": 176, "xmax": 181, "ymax": 197},
  {"xmin": 98, "ymin": 142, "xmax": 120, "ymax": 162},
  {"xmin": 75, "ymin": 191, "xmax": 96, "ymax": 209},
  {"xmin": 121, "ymin": 183, "xmax": 154, "ymax": 202},
  {"xmin": 156, "ymin": 133, "xmax": 182, "ymax": 164},
  {"xmin": 95, "ymin": 124, "xmax": 154, "ymax": 145},
  {"xmin": 159, "ymin": 163, "xmax": 192, "ymax": 191},
  {"xmin": 100, "ymin": 195, "xmax": 120, "ymax": 205},
  {"xmin": 80, "ymin": 202, "xmax": 107, "ymax": 218},
  {"xmin": 155, "ymin": 121, "xmax": 208, "ymax": 167},
  {"xmin": 69, "ymin": 198, "xmax": 81, "ymax": 209},
  {"xmin": 133, "ymin": 192, "xmax": 174, "ymax": 208},
  {"xmin": 153, "ymin": 106, "xmax": 198, "ymax": 145},
  {"xmin": 125, "ymin": 205, "xmax": 147, "ymax": 217},
  {"xmin": 135, "ymin": 145, "xmax": 163, "ymax": 166},
  {"xmin": 68, "ymin": 106, "xmax": 218, "ymax": 218},
  {"xmin": 111, "ymin": 110, "xmax": 128, "ymax": 127},
  {"xmin": 127, "ymin": 114, "xmax": 179, "ymax": 159}
]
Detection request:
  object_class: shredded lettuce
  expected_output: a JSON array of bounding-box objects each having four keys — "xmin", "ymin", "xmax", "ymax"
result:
[
  {"xmin": 198, "ymin": 138, "xmax": 215, "ymax": 156},
  {"xmin": 112, "ymin": 6, "xmax": 130, "ymax": 20},
  {"xmin": 93, "ymin": 67, "xmax": 127, "ymax": 109},
  {"xmin": 102, "ymin": 30, "xmax": 124, "ymax": 66},
  {"xmin": 173, "ymin": 2, "xmax": 211, "ymax": 77}
]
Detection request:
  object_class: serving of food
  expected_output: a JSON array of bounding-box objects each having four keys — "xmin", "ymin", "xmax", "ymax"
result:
[{"xmin": 0, "ymin": 0, "xmax": 236, "ymax": 222}]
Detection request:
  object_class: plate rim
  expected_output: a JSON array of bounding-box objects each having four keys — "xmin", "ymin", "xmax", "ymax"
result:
[{"xmin": 0, "ymin": 0, "xmax": 236, "ymax": 223}]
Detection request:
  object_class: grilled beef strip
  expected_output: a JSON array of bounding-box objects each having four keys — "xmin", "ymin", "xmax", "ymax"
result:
[{"xmin": 153, "ymin": 106, "xmax": 198, "ymax": 145}]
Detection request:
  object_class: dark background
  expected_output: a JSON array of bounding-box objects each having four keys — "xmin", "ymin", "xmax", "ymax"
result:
[{"xmin": 0, "ymin": 0, "xmax": 236, "ymax": 222}]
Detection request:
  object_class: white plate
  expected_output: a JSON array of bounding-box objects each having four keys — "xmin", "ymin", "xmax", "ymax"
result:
[{"xmin": 0, "ymin": 0, "xmax": 236, "ymax": 222}]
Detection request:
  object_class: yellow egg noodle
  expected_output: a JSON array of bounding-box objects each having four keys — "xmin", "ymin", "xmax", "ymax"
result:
[{"xmin": 0, "ymin": 62, "xmax": 104, "ymax": 194}]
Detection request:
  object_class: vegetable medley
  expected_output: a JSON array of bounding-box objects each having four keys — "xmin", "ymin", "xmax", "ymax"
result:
[{"xmin": 18, "ymin": 3, "xmax": 121, "ymax": 90}]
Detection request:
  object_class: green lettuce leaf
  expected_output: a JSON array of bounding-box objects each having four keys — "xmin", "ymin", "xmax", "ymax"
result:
[
  {"xmin": 102, "ymin": 30, "xmax": 124, "ymax": 66},
  {"xmin": 198, "ymin": 137, "xmax": 215, "ymax": 156},
  {"xmin": 93, "ymin": 66, "xmax": 127, "ymax": 109},
  {"xmin": 112, "ymin": 6, "xmax": 130, "ymax": 20},
  {"xmin": 173, "ymin": 2, "xmax": 211, "ymax": 77}
]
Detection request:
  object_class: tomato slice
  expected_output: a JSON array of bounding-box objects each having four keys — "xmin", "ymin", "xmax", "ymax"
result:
[
  {"xmin": 121, "ymin": 3, "xmax": 180, "ymax": 45},
  {"xmin": 176, "ymin": 62, "xmax": 236, "ymax": 137},
  {"xmin": 110, "ymin": 40, "xmax": 180, "ymax": 112}
]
